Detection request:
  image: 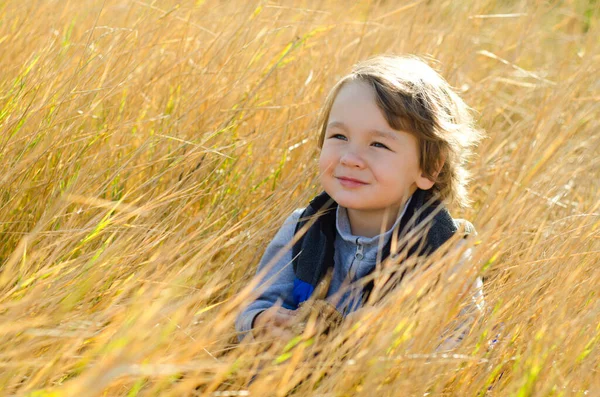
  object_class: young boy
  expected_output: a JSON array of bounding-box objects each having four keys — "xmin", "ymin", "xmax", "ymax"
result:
[{"xmin": 236, "ymin": 55, "xmax": 484, "ymax": 345}]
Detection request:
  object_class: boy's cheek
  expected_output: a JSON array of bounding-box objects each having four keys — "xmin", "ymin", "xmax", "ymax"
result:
[{"xmin": 317, "ymin": 155, "xmax": 333, "ymax": 174}]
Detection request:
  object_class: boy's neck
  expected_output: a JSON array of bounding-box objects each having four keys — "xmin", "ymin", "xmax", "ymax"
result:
[{"xmin": 346, "ymin": 200, "xmax": 408, "ymax": 238}]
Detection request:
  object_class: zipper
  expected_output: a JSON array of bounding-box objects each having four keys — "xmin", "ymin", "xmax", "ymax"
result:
[
  {"xmin": 354, "ymin": 238, "xmax": 364, "ymax": 260},
  {"xmin": 348, "ymin": 238, "xmax": 364, "ymax": 281}
]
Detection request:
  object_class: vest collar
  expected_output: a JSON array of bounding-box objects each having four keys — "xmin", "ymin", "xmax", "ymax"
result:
[{"xmin": 291, "ymin": 188, "xmax": 460, "ymax": 307}]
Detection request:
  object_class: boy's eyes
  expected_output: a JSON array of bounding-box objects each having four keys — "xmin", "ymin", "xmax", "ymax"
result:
[
  {"xmin": 328, "ymin": 133, "xmax": 391, "ymax": 150},
  {"xmin": 371, "ymin": 142, "xmax": 390, "ymax": 150},
  {"xmin": 330, "ymin": 133, "xmax": 347, "ymax": 140}
]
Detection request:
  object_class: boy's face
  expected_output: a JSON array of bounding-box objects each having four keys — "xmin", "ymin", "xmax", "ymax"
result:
[{"xmin": 319, "ymin": 80, "xmax": 434, "ymax": 215}]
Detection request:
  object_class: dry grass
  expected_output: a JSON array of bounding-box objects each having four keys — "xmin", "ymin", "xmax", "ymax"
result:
[{"xmin": 0, "ymin": 0, "xmax": 599, "ymax": 395}]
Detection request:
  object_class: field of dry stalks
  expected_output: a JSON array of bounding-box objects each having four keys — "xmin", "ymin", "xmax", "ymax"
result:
[{"xmin": 0, "ymin": 0, "xmax": 598, "ymax": 395}]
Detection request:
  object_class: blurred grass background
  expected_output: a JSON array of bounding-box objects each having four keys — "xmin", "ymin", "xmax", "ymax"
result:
[{"xmin": 0, "ymin": 0, "xmax": 598, "ymax": 395}]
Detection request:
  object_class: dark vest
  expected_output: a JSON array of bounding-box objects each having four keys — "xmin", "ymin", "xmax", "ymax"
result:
[{"xmin": 290, "ymin": 188, "xmax": 472, "ymax": 309}]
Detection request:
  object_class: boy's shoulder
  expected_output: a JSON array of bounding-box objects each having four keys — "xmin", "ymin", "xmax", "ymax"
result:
[
  {"xmin": 452, "ymin": 218, "xmax": 476, "ymax": 236},
  {"xmin": 278, "ymin": 207, "xmax": 307, "ymax": 234},
  {"xmin": 415, "ymin": 199, "xmax": 476, "ymax": 251},
  {"xmin": 289, "ymin": 207, "xmax": 306, "ymax": 223}
]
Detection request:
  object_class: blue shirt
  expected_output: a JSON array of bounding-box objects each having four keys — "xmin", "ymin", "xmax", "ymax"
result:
[{"xmin": 235, "ymin": 198, "xmax": 413, "ymax": 339}]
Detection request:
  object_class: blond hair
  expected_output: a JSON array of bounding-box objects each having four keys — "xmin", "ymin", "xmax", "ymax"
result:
[{"xmin": 318, "ymin": 55, "xmax": 483, "ymax": 207}]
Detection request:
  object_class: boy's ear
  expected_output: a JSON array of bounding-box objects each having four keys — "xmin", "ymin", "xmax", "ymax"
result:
[
  {"xmin": 416, "ymin": 173, "xmax": 435, "ymax": 190},
  {"xmin": 416, "ymin": 154, "xmax": 446, "ymax": 191}
]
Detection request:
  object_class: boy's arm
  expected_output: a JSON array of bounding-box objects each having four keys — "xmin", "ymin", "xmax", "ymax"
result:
[
  {"xmin": 342, "ymin": 240, "xmax": 485, "ymax": 350},
  {"xmin": 436, "ymin": 240, "xmax": 485, "ymax": 351},
  {"xmin": 235, "ymin": 209, "xmax": 304, "ymax": 340},
  {"xmin": 436, "ymin": 277, "xmax": 484, "ymax": 351}
]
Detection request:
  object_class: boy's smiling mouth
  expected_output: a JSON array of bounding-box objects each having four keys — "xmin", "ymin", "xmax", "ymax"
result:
[{"xmin": 335, "ymin": 176, "xmax": 369, "ymax": 187}]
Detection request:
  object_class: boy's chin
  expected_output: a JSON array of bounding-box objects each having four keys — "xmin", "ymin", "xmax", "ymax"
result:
[
  {"xmin": 331, "ymin": 194, "xmax": 405, "ymax": 214},
  {"xmin": 325, "ymin": 190, "xmax": 368, "ymax": 207},
  {"xmin": 331, "ymin": 197, "xmax": 378, "ymax": 212}
]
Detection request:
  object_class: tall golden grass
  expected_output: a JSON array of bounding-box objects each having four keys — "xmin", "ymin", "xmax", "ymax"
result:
[{"xmin": 0, "ymin": 0, "xmax": 598, "ymax": 395}]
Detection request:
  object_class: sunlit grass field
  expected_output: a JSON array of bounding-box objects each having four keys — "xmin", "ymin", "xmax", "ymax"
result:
[{"xmin": 0, "ymin": 0, "xmax": 598, "ymax": 395}]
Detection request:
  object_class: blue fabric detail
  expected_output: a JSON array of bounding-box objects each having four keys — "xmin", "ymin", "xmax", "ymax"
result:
[{"xmin": 292, "ymin": 277, "xmax": 314, "ymax": 306}]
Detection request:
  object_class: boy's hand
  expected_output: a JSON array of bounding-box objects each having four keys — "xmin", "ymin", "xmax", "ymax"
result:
[{"xmin": 253, "ymin": 306, "xmax": 298, "ymax": 339}]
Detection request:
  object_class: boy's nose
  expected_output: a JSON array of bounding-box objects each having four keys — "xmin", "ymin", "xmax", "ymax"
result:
[{"xmin": 340, "ymin": 150, "xmax": 366, "ymax": 168}]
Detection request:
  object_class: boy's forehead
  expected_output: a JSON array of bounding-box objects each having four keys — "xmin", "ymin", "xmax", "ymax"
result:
[
  {"xmin": 330, "ymin": 81, "xmax": 377, "ymax": 113},
  {"xmin": 335, "ymin": 79, "xmax": 374, "ymax": 100},
  {"xmin": 329, "ymin": 81, "xmax": 393, "ymax": 130},
  {"xmin": 328, "ymin": 79, "xmax": 420, "ymax": 138}
]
